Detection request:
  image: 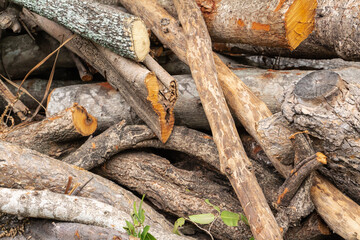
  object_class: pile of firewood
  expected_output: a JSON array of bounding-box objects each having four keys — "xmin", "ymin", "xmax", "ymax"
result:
[{"xmin": 0, "ymin": 0, "xmax": 359, "ymax": 239}]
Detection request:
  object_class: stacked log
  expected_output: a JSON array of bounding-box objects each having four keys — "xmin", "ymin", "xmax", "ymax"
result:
[{"xmin": 0, "ymin": 0, "xmax": 359, "ymax": 240}]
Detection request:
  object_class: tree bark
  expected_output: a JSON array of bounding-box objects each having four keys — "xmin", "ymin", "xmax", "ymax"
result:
[
  {"xmin": 96, "ymin": 151, "xmax": 253, "ymax": 240},
  {"xmin": 282, "ymin": 70, "xmax": 360, "ymax": 203},
  {"xmin": 172, "ymin": 1, "xmax": 282, "ymax": 239},
  {"xmin": 166, "ymin": 0, "xmax": 316, "ymax": 50},
  {"xmin": 2, "ymin": 219, "xmax": 129, "ymax": 240},
  {"xmin": 23, "ymin": 9, "xmax": 175, "ymax": 143},
  {"xmin": 1, "ymin": 103, "xmax": 97, "ymax": 155},
  {"xmin": 212, "ymin": 0, "xmax": 360, "ymax": 61},
  {"xmin": 0, "ymin": 140, "xmax": 181, "ymax": 237},
  {"xmin": 13, "ymin": 0, "xmax": 150, "ymax": 61}
]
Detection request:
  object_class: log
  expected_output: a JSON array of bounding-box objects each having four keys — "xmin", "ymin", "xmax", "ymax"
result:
[
  {"xmin": 0, "ymin": 33, "xmax": 75, "ymax": 79},
  {"xmin": 116, "ymin": 0, "xmax": 291, "ymax": 177},
  {"xmin": 24, "ymin": 10, "xmax": 175, "ymax": 143},
  {"xmin": 13, "ymin": 0, "xmax": 150, "ymax": 61},
  {"xmin": 64, "ymin": 123, "xmax": 219, "ymax": 172},
  {"xmin": 103, "ymin": 0, "xmax": 317, "ymax": 50},
  {"xmin": 282, "ymin": 70, "xmax": 360, "ymax": 203},
  {"xmin": 0, "ymin": 188, "xmax": 131, "ymax": 233},
  {"xmin": 213, "ymin": 0, "xmax": 360, "ymax": 61},
  {"xmin": 173, "ymin": 1, "xmax": 281, "ymax": 239},
  {"xmin": 1, "ymin": 219, "xmax": 129, "ymax": 240},
  {"xmin": 1, "ymin": 103, "xmax": 97, "ymax": 155},
  {"xmin": 243, "ymin": 55, "xmax": 360, "ymax": 71},
  {"xmin": 96, "ymin": 151, "xmax": 253, "ymax": 240},
  {"xmin": 70, "ymin": 53, "xmax": 93, "ymax": 82},
  {"xmin": 0, "ymin": 140, "xmax": 191, "ymax": 240}
]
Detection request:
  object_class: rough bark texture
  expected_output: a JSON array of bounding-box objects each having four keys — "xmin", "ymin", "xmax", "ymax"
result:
[
  {"xmin": 117, "ymin": 0, "xmax": 291, "ymax": 177},
  {"xmin": 1, "ymin": 103, "xmax": 97, "ymax": 155},
  {"xmin": 2, "ymin": 219, "xmax": 129, "ymax": 240},
  {"xmin": 173, "ymin": 1, "xmax": 282, "ymax": 239},
  {"xmin": 64, "ymin": 121, "xmax": 155, "ymax": 170},
  {"xmin": 96, "ymin": 151, "xmax": 253, "ymax": 240},
  {"xmin": 24, "ymin": 10, "xmax": 172, "ymax": 143},
  {"xmin": 13, "ymin": 0, "xmax": 150, "ymax": 61},
  {"xmin": 212, "ymin": 0, "xmax": 360, "ymax": 61},
  {"xmin": 0, "ymin": 140, "xmax": 184, "ymax": 238},
  {"xmin": 282, "ymin": 70, "xmax": 360, "ymax": 203},
  {"xmin": 0, "ymin": 188, "xmax": 131, "ymax": 233},
  {"xmin": 64, "ymin": 124, "xmax": 219, "ymax": 172},
  {"xmin": 163, "ymin": 0, "xmax": 316, "ymax": 50},
  {"xmin": 0, "ymin": 33, "xmax": 75, "ymax": 79}
]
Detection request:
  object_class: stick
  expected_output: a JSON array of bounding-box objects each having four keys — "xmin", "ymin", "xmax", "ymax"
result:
[{"xmin": 173, "ymin": 1, "xmax": 282, "ymax": 239}]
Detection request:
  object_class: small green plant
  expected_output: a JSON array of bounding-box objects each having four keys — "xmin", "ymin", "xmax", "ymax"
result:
[
  {"xmin": 124, "ymin": 194, "xmax": 156, "ymax": 240},
  {"xmin": 173, "ymin": 199, "xmax": 251, "ymax": 240}
]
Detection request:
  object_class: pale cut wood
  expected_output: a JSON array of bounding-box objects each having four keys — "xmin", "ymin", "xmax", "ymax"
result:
[
  {"xmin": 173, "ymin": 1, "xmax": 282, "ymax": 240},
  {"xmin": 24, "ymin": 10, "xmax": 174, "ymax": 143},
  {"xmin": 13, "ymin": 0, "xmax": 150, "ymax": 61},
  {"xmin": 0, "ymin": 103, "xmax": 97, "ymax": 155}
]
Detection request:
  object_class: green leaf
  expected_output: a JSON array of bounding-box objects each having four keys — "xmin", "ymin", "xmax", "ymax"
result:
[
  {"xmin": 241, "ymin": 213, "xmax": 249, "ymax": 226},
  {"xmin": 139, "ymin": 195, "xmax": 146, "ymax": 223},
  {"xmin": 124, "ymin": 220, "xmax": 135, "ymax": 236},
  {"xmin": 204, "ymin": 199, "xmax": 220, "ymax": 213},
  {"xmin": 145, "ymin": 232, "xmax": 157, "ymax": 240},
  {"xmin": 220, "ymin": 211, "xmax": 239, "ymax": 227},
  {"xmin": 173, "ymin": 217, "xmax": 185, "ymax": 235},
  {"xmin": 249, "ymin": 237, "xmax": 254, "ymax": 240},
  {"xmin": 140, "ymin": 225, "xmax": 150, "ymax": 240},
  {"xmin": 189, "ymin": 213, "xmax": 215, "ymax": 225}
]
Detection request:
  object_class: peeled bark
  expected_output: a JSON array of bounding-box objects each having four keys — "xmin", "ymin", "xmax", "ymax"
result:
[{"xmin": 13, "ymin": 0, "xmax": 150, "ymax": 61}]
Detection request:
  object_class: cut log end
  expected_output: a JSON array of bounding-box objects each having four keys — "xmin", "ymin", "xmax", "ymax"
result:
[
  {"xmin": 285, "ymin": 0, "xmax": 317, "ymax": 50},
  {"xmin": 145, "ymin": 73, "xmax": 175, "ymax": 143},
  {"xmin": 132, "ymin": 20, "xmax": 150, "ymax": 62},
  {"xmin": 70, "ymin": 103, "xmax": 97, "ymax": 136}
]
